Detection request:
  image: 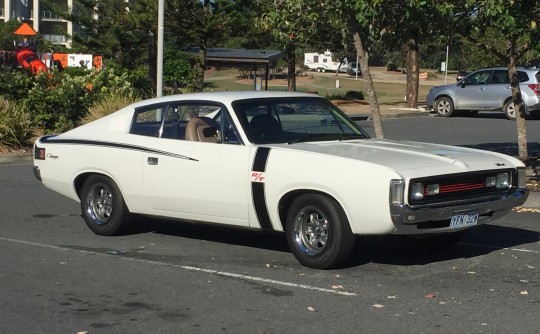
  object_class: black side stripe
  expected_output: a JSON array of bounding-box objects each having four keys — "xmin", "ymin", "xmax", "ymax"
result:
[
  {"xmin": 251, "ymin": 147, "xmax": 273, "ymax": 231},
  {"xmin": 39, "ymin": 137, "xmax": 198, "ymax": 161}
]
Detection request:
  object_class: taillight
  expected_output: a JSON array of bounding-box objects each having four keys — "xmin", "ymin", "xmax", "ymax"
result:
[
  {"xmin": 527, "ymin": 84, "xmax": 540, "ymax": 95},
  {"xmin": 34, "ymin": 146, "xmax": 46, "ymax": 160}
]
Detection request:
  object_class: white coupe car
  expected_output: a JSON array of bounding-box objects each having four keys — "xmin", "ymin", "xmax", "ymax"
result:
[{"xmin": 33, "ymin": 91, "xmax": 529, "ymax": 269}]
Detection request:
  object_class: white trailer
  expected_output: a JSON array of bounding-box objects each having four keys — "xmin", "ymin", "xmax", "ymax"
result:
[{"xmin": 304, "ymin": 50, "xmax": 347, "ymax": 73}]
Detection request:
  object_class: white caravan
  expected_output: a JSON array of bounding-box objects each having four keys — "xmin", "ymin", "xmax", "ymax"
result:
[{"xmin": 304, "ymin": 50, "xmax": 347, "ymax": 73}]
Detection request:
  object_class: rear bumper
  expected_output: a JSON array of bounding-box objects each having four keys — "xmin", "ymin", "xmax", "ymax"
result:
[
  {"xmin": 33, "ymin": 166, "xmax": 42, "ymax": 181},
  {"xmin": 390, "ymin": 188, "xmax": 529, "ymax": 234}
]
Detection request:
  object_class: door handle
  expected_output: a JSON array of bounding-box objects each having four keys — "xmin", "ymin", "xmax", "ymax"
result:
[{"xmin": 147, "ymin": 157, "xmax": 158, "ymax": 165}]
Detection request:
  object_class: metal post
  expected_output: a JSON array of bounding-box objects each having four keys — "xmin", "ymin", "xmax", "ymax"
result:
[
  {"xmin": 444, "ymin": 45, "xmax": 449, "ymax": 85},
  {"xmin": 156, "ymin": 0, "xmax": 164, "ymax": 97}
]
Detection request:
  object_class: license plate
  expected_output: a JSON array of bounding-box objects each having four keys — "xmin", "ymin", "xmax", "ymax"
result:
[{"xmin": 449, "ymin": 211, "xmax": 479, "ymax": 229}]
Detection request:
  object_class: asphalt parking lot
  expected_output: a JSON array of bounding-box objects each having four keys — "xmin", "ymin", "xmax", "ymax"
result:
[{"xmin": 0, "ymin": 162, "xmax": 538, "ymax": 334}]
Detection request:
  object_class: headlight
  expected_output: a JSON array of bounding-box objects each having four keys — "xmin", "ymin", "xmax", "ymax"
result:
[
  {"xmin": 410, "ymin": 182, "xmax": 424, "ymax": 200},
  {"xmin": 496, "ymin": 172, "xmax": 510, "ymax": 189},
  {"xmin": 390, "ymin": 179, "xmax": 404, "ymax": 205}
]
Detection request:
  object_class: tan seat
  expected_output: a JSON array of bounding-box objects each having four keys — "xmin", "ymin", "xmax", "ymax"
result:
[{"xmin": 185, "ymin": 117, "xmax": 220, "ymax": 143}]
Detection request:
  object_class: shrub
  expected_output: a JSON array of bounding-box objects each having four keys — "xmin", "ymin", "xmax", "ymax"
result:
[
  {"xmin": 427, "ymin": 72, "xmax": 438, "ymax": 79},
  {"xmin": 344, "ymin": 90, "xmax": 364, "ymax": 100},
  {"xmin": 386, "ymin": 61, "xmax": 398, "ymax": 72},
  {"xmin": 24, "ymin": 72, "xmax": 95, "ymax": 133},
  {"xmin": 0, "ymin": 97, "xmax": 36, "ymax": 149},
  {"xmin": 80, "ymin": 89, "xmax": 141, "ymax": 125},
  {"xmin": 325, "ymin": 90, "xmax": 364, "ymax": 101}
]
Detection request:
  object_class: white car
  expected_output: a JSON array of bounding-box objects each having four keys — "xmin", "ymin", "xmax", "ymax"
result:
[{"xmin": 33, "ymin": 91, "xmax": 529, "ymax": 269}]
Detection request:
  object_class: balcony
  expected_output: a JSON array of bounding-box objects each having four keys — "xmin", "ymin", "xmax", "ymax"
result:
[
  {"xmin": 42, "ymin": 34, "xmax": 69, "ymax": 44},
  {"xmin": 41, "ymin": 11, "xmax": 65, "ymax": 21}
]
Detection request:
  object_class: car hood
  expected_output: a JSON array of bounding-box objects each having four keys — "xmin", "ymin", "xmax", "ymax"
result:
[{"xmin": 273, "ymin": 139, "xmax": 517, "ymax": 176}]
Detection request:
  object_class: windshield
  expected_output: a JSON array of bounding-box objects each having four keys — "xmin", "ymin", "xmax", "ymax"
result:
[{"xmin": 231, "ymin": 97, "xmax": 370, "ymax": 144}]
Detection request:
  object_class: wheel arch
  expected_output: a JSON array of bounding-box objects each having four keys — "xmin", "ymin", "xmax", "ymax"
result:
[
  {"xmin": 277, "ymin": 189, "xmax": 347, "ymax": 231},
  {"xmin": 74, "ymin": 172, "xmax": 124, "ymax": 203}
]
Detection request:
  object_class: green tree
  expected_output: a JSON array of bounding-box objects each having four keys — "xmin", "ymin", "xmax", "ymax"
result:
[
  {"xmin": 166, "ymin": 0, "xmax": 253, "ymax": 92},
  {"xmin": 50, "ymin": 0, "xmax": 156, "ymax": 83},
  {"xmin": 257, "ymin": 0, "xmax": 328, "ymax": 91},
  {"xmin": 437, "ymin": 0, "xmax": 540, "ymax": 159},
  {"xmin": 0, "ymin": 21, "xmax": 20, "ymax": 50},
  {"xmin": 354, "ymin": 1, "xmax": 449, "ymax": 108}
]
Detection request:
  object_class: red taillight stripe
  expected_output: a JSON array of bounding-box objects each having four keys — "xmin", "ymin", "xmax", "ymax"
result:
[{"xmin": 528, "ymin": 84, "xmax": 540, "ymax": 95}]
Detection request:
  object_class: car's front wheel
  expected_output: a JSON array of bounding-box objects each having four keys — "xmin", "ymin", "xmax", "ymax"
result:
[
  {"xmin": 434, "ymin": 97, "xmax": 455, "ymax": 117},
  {"xmin": 286, "ymin": 194, "xmax": 355, "ymax": 269},
  {"xmin": 503, "ymin": 100, "xmax": 516, "ymax": 120},
  {"xmin": 80, "ymin": 175, "xmax": 130, "ymax": 236}
]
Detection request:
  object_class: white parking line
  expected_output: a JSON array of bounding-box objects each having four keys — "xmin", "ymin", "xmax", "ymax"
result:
[
  {"xmin": 0, "ymin": 236, "xmax": 357, "ymax": 297},
  {"xmin": 460, "ymin": 242, "xmax": 539, "ymax": 253}
]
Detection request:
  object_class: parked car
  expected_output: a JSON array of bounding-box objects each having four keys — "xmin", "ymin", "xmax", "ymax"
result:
[
  {"xmin": 426, "ymin": 67, "xmax": 540, "ymax": 120},
  {"xmin": 33, "ymin": 91, "xmax": 529, "ymax": 269},
  {"xmin": 347, "ymin": 62, "xmax": 362, "ymax": 77}
]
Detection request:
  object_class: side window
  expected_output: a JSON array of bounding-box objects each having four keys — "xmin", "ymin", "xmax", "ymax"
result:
[
  {"xmin": 130, "ymin": 102, "xmax": 234, "ymax": 143},
  {"xmin": 490, "ymin": 70, "xmax": 509, "ymax": 84},
  {"xmin": 464, "ymin": 71, "xmax": 490, "ymax": 85},
  {"xmin": 130, "ymin": 106, "xmax": 168, "ymax": 138},
  {"xmin": 517, "ymin": 71, "xmax": 529, "ymax": 83}
]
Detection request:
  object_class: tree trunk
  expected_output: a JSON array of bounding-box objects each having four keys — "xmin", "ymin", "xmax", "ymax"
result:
[
  {"xmin": 508, "ymin": 55, "xmax": 528, "ymax": 159},
  {"xmin": 348, "ymin": 14, "xmax": 384, "ymax": 139},
  {"xmin": 286, "ymin": 42, "xmax": 296, "ymax": 92},
  {"xmin": 406, "ymin": 39, "xmax": 419, "ymax": 108}
]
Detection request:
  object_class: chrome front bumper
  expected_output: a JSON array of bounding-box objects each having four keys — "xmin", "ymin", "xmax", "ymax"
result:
[{"xmin": 390, "ymin": 188, "xmax": 529, "ymax": 234}]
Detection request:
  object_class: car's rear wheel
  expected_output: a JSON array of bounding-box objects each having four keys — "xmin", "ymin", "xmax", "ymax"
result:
[
  {"xmin": 412, "ymin": 230, "xmax": 467, "ymax": 248},
  {"xmin": 503, "ymin": 100, "xmax": 516, "ymax": 120},
  {"xmin": 80, "ymin": 175, "xmax": 130, "ymax": 236},
  {"xmin": 434, "ymin": 97, "xmax": 455, "ymax": 117},
  {"xmin": 285, "ymin": 194, "xmax": 355, "ymax": 269}
]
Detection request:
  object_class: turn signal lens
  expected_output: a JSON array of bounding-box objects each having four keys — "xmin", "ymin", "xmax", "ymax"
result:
[
  {"xmin": 390, "ymin": 179, "xmax": 404, "ymax": 205},
  {"xmin": 517, "ymin": 167, "xmax": 526, "ymax": 188}
]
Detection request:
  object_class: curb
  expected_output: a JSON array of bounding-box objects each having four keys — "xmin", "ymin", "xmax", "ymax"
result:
[{"xmin": 0, "ymin": 153, "xmax": 32, "ymax": 165}]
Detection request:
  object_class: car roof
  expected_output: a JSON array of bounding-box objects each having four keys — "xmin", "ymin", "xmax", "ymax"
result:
[
  {"xmin": 127, "ymin": 91, "xmax": 323, "ymax": 109},
  {"xmin": 471, "ymin": 67, "xmax": 539, "ymax": 72}
]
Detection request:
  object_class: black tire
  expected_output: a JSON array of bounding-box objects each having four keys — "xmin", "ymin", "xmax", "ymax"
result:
[
  {"xmin": 503, "ymin": 100, "xmax": 516, "ymax": 120},
  {"xmin": 285, "ymin": 194, "xmax": 355, "ymax": 269},
  {"xmin": 434, "ymin": 97, "xmax": 455, "ymax": 117},
  {"xmin": 80, "ymin": 175, "xmax": 130, "ymax": 236},
  {"xmin": 412, "ymin": 230, "xmax": 467, "ymax": 248}
]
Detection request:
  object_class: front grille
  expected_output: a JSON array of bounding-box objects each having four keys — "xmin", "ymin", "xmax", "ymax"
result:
[{"xmin": 409, "ymin": 169, "xmax": 516, "ymax": 206}]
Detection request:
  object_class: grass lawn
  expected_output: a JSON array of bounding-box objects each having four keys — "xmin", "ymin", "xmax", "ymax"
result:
[{"xmin": 204, "ymin": 69, "xmax": 439, "ymax": 104}]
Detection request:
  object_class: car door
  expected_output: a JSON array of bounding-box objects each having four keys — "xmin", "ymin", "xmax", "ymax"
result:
[
  {"xmin": 138, "ymin": 102, "xmax": 252, "ymax": 227},
  {"xmin": 482, "ymin": 70, "xmax": 511, "ymax": 110},
  {"xmin": 455, "ymin": 70, "xmax": 492, "ymax": 110}
]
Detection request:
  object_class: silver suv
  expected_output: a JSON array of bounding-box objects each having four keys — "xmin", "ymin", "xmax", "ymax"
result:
[{"xmin": 426, "ymin": 67, "xmax": 540, "ymax": 120}]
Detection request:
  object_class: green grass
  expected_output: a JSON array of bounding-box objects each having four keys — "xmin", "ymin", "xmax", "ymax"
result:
[{"xmin": 204, "ymin": 69, "xmax": 435, "ymax": 104}]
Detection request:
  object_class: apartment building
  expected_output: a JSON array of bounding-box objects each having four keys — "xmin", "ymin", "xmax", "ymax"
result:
[{"xmin": 0, "ymin": 0, "xmax": 73, "ymax": 47}]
